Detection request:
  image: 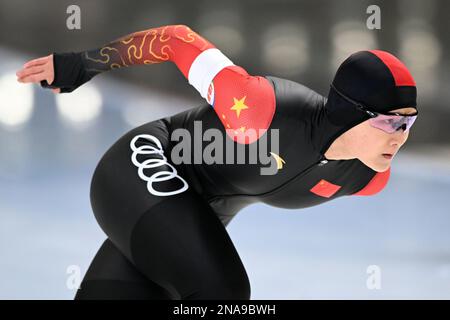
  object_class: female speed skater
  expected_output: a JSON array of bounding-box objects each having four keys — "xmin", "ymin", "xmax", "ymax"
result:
[{"xmin": 16, "ymin": 24, "xmax": 418, "ymax": 300}]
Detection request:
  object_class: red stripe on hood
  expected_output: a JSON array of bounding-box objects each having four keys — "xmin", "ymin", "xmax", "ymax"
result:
[{"xmin": 369, "ymin": 50, "xmax": 416, "ymax": 86}]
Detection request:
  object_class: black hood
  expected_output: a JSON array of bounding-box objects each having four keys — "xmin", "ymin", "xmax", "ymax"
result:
[{"xmin": 321, "ymin": 49, "xmax": 417, "ymax": 155}]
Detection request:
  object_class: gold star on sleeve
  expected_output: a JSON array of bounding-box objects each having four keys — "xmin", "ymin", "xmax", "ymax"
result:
[{"xmin": 230, "ymin": 96, "xmax": 249, "ymax": 118}]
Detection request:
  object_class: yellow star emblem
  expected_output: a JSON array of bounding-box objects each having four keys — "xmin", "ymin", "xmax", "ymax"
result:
[{"xmin": 230, "ymin": 96, "xmax": 249, "ymax": 118}]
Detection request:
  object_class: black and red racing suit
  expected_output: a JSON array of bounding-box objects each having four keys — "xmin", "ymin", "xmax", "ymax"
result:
[{"xmin": 42, "ymin": 24, "xmax": 390, "ymax": 300}]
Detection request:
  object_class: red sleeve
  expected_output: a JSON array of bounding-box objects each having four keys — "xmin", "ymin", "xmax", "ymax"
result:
[
  {"xmin": 352, "ymin": 167, "xmax": 391, "ymax": 196},
  {"xmin": 84, "ymin": 24, "xmax": 276, "ymax": 144}
]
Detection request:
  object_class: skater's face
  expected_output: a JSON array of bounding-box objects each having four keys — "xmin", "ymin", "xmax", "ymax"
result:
[{"xmin": 342, "ymin": 107, "xmax": 417, "ymax": 172}]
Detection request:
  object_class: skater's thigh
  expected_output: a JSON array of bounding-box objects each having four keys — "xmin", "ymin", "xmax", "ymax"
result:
[
  {"xmin": 75, "ymin": 239, "xmax": 173, "ymax": 300},
  {"xmin": 129, "ymin": 190, "xmax": 251, "ymax": 300}
]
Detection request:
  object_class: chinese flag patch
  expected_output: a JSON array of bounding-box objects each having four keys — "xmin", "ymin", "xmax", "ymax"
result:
[{"xmin": 310, "ymin": 179, "xmax": 342, "ymax": 198}]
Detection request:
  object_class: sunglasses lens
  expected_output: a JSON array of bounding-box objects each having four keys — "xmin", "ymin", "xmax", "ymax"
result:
[
  {"xmin": 369, "ymin": 114, "xmax": 417, "ymax": 133},
  {"xmin": 405, "ymin": 115, "xmax": 417, "ymax": 130}
]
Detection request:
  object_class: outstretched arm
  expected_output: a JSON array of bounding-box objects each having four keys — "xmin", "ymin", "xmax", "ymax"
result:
[
  {"xmin": 17, "ymin": 24, "xmax": 276, "ymax": 143},
  {"xmin": 81, "ymin": 24, "xmax": 215, "ymax": 79}
]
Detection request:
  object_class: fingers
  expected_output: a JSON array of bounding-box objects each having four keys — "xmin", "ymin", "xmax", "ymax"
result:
[
  {"xmin": 23, "ymin": 55, "xmax": 50, "ymax": 68},
  {"xmin": 18, "ymin": 71, "xmax": 46, "ymax": 83},
  {"xmin": 17, "ymin": 54, "xmax": 52, "ymax": 83},
  {"xmin": 17, "ymin": 70, "xmax": 59, "ymax": 92},
  {"xmin": 16, "ymin": 54, "xmax": 58, "ymax": 91},
  {"xmin": 16, "ymin": 65, "xmax": 45, "ymax": 80}
]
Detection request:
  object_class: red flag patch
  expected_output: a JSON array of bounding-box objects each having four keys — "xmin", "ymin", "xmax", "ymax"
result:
[{"xmin": 310, "ymin": 179, "xmax": 342, "ymax": 198}]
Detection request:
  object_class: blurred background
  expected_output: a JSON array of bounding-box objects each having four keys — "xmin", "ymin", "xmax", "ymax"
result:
[{"xmin": 0, "ymin": 0, "xmax": 449, "ymax": 299}]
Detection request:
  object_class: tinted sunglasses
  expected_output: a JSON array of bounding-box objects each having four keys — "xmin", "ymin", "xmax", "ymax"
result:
[{"xmin": 330, "ymin": 84, "xmax": 418, "ymax": 134}]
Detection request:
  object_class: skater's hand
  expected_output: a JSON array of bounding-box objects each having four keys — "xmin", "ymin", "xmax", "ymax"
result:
[{"xmin": 16, "ymin": 54, "xmax": 61, "ymax": 94}]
